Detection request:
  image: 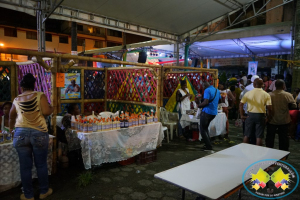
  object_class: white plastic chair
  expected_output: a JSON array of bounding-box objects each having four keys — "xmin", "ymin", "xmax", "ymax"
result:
[
  {"xmin": 162, "ymin": 126, "xmax": 169, "ymax": 143},
  {"xmin": 160, "ymin": 107, "xmax": 178, "ymax": 140}
]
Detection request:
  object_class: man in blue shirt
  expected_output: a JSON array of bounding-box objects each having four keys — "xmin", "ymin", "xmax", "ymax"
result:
[{"xmin": 196, "ymin": 81, "xmax": 222, "ymax": 151}]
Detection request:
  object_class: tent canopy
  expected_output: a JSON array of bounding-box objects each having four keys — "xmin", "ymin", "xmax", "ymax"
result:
[{"xmin": 60, "ymin": 0, "xmax": 252, "ymax": 35}]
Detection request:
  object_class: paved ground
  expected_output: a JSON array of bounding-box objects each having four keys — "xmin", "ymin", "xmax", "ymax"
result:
[{"xmin": 1, "ymin": 122, "xmax": 299, "ymax": 200}]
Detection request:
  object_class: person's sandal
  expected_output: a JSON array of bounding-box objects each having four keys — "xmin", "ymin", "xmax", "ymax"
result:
[
  {"xmin": 20, "ymin": 194, "xmax": 34, "ymax": 200},
  {"xmin": 40, "ymin": 188, "xmax": 53, "ymax": 199}
]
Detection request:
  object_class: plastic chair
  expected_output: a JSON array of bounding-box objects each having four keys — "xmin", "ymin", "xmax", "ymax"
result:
[
  {"xmin": 162, "ymin": 126, "xmax": 169, "ymax": 143},
  {"xmin": 160, "ymin": 107, "xmax": 178, "ymax": 140}
]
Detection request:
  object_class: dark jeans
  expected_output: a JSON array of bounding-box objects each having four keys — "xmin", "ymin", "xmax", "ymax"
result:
[
  {"xmin": 242, "ymin": 114, "xmax": 256, "ymax": 145},
  {"xmin": 13, "ymin": 128, "xmax": 49, "ymax": 199},
  {"xmin": 266, "ymin": 123, "xmax": 289, "ymax": 151},
  {"xmin": 200, "ymin": 112, "xmax": 216, "ymax": 149}
]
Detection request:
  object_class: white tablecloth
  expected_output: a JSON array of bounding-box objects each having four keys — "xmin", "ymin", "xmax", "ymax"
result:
[
  {"xmin": 180, "ymin": 112, "xmax": 227, "ymax": 140},
  {"xmin": 77, "ymin": 123, "xmax": 164, "ymax": 169},
  {"xmin": 0, "ymin": 136, "xmax": 54, "ymax": 192}
]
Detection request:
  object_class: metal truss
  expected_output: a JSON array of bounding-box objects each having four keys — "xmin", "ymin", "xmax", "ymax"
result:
[
  {"xmin": 182, "ymin": 0, "xmax": 294, "ymax": 44},
  {"xmin": 232, "ymin": 38, "xmax": 255, "ymax": 57},
  {"xmin": 0, "ymin": 0, "xmax": 178, "ymax": 41}
]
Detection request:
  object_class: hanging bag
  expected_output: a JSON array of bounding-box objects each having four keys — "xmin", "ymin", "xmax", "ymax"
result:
[{"xmin": 235, "ymin": 113, "xmax": 243, "ymax": 128}]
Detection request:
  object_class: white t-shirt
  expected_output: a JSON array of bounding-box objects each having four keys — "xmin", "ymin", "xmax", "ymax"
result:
[
  {"xmin": 220, "ymin": 89, "xmax": 230, "ymax": 107},
  {"xmin": 269, "ymin": 81, "xmax": 276, "ymax": 91},
  {"xmin": 241, "ymin": 76, "xmax": 247, "ymax": 85}
]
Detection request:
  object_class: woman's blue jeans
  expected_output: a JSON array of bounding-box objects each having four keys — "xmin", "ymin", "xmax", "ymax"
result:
[{"xmin": 13, "ymin": 127, "xmax": 49, "ymax": 199}]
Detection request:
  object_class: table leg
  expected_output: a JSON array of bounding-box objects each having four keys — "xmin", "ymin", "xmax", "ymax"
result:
[
  {"xmin": 182, "ymin": 189, "xmax": 185, "ymax": 200},
  {"xmin": 238, "ymin": 189, "xmax": 241, "ymax": 200}
]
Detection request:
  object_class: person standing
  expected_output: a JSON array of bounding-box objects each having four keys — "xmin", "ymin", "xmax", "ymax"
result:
[
  {"xmin": 263, "ymin": 76, "xmax": 272, "ymax": 91},
  {"xmin": 218, "ymin": 84, "xmax": 235, "ymax": 138},
  {"xmin": 266, "ymin": 80, "xmax": 297, "ymax": 151},
  {"xmin": 1, "ymin": 102, "xmax": 12, "ymax": 131},
  {"xmin": 196, "ymin": 81, "xmax": 221, "ymax": 151},
  {"xmin": 239, "ymin": 75, "xmax": 259, "ymax": 144},
  {"xmin": 9, "ymin": 73, "xmax": 54, "ymax": 200},
  {"xmin": 240, "ymin": 78, "xmax": 272, "ymax": 146},
  {"xmin": 176, "ymin": 80, "xmax": 193, "ymax": 137}
]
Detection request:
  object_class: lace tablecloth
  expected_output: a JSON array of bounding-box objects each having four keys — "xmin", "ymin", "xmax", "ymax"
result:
[
  {"xmin": 77, "ymin": 123, "xmax": 164, "ymax": 169},
  {"xmin": 180, "ymin": 112, "xmax": 227, "ymax": 140},
  {"xmin": 0, "ymin": 136, "xmax": 54, "ymax": 192}
]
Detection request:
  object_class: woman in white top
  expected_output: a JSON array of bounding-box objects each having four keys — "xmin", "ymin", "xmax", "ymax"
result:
[
  {"xmin": 218, "ymin": 84, "xmax": 235, "ymax": 138},
  {"xmin": 176, "ymin": 80, "xmax": 193, "ymax": 137},
  {"xmin": 0, "ymin": 101, "xmax": 12, "ymax": 132}
]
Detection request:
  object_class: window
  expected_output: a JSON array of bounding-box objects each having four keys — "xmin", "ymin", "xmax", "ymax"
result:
[
  {"xmin": 59, "ymin": 36, "xmax": 69, "ymax": 44},
  {"xmin": 107, "ymin": 29, "xmax": 122, "ymax": 38},
  {"xmin": 4, "ymin": 27, "xmax": 17, "ymax": 37},
  {"xmin": 45, "ymin": 33, "xmax": 52, "ymax": 42},
  {"xmin": 26, "ymin": 31, "xmax": 37, "ymax": 40},
  {"xmin": 77, "ymin": 24, "xmax": 83, "ymax": 31},
  {"xmin": 77, "ymin": 38, "xmax": 85, "ymax": 46},
  {"xmin": 94, "ymin": 40, "xmax": 103, "ymax": 48},
  {"xmin": 107, "ymin": 42, "xmax": 120, "ymax": 47}
]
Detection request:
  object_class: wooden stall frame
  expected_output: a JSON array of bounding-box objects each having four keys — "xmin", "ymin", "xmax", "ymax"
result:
[{"xmin": 0, "ymin": 47, "xmax": 218, "ymax": 174}]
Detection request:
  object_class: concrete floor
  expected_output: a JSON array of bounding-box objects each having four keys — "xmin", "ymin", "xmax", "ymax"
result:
[{"xmin": 1, "ymin": 123, "xmax": 299, "ymax": 200}]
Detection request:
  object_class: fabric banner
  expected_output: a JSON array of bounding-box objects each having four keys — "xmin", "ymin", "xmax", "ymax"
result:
[{"xmin": 248, "ymin": 61, "xmax": 258, "ymax": 75}]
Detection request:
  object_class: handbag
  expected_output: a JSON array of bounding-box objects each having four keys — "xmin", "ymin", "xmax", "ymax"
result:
[{"xmin": 235, "ymin": 113, "xmax": 243, "ymax": 128}]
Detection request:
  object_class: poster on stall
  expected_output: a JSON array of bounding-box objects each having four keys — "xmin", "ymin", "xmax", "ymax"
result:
[
  {"xmin": 60, "ymin": 73, "xmax": 81, "ymax": 99},
  {"xmin": 248, "ymin": 61, "xmax": 258, "ymax": 75}
]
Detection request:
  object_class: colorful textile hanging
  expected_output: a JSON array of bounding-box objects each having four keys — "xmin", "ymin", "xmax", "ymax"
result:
[{"xmin": 165, "ymin": 76, "xmax": 197, "ymax": 112}]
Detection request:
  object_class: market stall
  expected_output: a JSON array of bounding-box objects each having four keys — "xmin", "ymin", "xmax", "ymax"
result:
[{"xmin": 0, "ymin": 47, "xmax": 218, "ymax": 175}]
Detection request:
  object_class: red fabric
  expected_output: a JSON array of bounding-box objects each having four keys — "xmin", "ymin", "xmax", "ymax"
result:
[{"xmin": 289, "ymin": 110, "xmax": 299, "ymax": 124}]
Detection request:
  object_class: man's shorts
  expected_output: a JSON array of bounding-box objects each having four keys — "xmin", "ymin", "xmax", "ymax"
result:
[{"xmin": 244, "ymin": 112, "xmax": 266, "ymax": 139}]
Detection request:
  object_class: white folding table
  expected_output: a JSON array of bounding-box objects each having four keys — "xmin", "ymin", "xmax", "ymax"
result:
[{"xmin": 154, "ymin": 143, "xmax": 289, "ymax": 200}]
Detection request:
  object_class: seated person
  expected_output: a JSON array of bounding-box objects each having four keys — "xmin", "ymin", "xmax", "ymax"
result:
[{"xmin": 0, "ymin": 102, "xmax": 12, "ymax": 132}]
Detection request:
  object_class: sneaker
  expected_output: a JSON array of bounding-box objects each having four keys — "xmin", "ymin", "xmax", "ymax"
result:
[
  {"xmin": 20, "ymin": 194, "xmax": 34, "ymax": 200},
  {"xmin": 200, "ymin": 146, "xmax": 213, "ymax": 151},
  {"xmin": 40, "ymin": 188, "xmax": 53, "ymax": 199}
]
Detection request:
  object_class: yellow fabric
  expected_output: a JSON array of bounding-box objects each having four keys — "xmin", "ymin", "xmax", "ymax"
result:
[
  {"xmin": 165, "ymin": 76, "xmax": 195, "ymax": 112},
  {"xmin": 14, "ymin": 92, "xmax": 48, "ymax": 132},
  {"xmin": 240, "ymin": 88, "xmax": 272, "ymax": 113}
]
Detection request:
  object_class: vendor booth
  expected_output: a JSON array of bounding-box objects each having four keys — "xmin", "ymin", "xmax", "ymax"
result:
[{"xmin": 0, "ymin": 47, "xmax": 218, "ymax": 191}]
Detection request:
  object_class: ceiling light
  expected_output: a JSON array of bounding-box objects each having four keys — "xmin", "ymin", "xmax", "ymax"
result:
[{"xmin": 0, "ymin": 43, "xmax": 4, "ymax": 47}]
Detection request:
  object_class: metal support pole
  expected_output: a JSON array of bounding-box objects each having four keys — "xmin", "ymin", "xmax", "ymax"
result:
[
  {"xmin": 71, "ymin": 22, "xmax": 77, "ymax": 54},
  {"xmin": 176, "ymin": 42, "xmax": 180, "ymax": 66},
  {"xmin": 184, "ymin": 44, "xmax": 190, "ymax": 67},
  {"xmin": 37, "ymin": 0, "xmax": 46, "ymax": 52}
]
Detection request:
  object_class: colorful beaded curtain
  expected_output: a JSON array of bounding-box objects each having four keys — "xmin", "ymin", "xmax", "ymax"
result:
[
  {"xmin": 18, "ymin": 61, "xmax": 52, "ymax": 103},
  {"xmin": 163, "ymin": 72, "xmax": 213, "ymax": 98},
  {"xmin": 107, "ymin": 68, "xmax": 157, "ymax": 104},
  {"xmin": 0, "ymin": 66, "xmax": 11, "ymax": 101},
  {"xmin": 107, "ymin": 102, "xmax": 156, "ymax": 115}
]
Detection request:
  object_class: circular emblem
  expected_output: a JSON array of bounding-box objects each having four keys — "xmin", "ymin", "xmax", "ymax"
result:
[{"xmin": 242, "ymin": 159, "xmax": 299, "ymax": 199}]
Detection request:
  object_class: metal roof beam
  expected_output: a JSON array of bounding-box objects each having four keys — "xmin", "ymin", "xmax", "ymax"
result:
[{"xmin": 181, "ymin": 0, "xmax": 293, "ymax": 43}]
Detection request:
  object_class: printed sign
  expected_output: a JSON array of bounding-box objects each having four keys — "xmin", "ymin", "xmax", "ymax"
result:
[
  {"xmin": 60, "ymin": 73, "xmax": 81, "ymax": 99},
  {"xmin": 248, "ymin": 61, "xmax": 258, "ymax": 75},
  {"xmin": 56, "ymin": 73, "xmax": 65, "ymax": 87}
]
